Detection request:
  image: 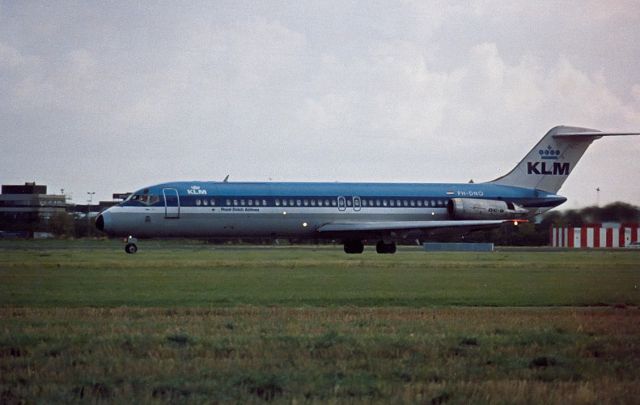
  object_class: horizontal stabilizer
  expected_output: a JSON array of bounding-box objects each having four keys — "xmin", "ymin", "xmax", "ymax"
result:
[{"xmin": 553, "ymin": 131, "xmax": 640, "ymax": 138}]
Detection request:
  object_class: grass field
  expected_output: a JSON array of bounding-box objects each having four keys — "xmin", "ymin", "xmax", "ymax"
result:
[{"xmin": 1, "ymin": 240, "xmax": 639, "ymax": 403}]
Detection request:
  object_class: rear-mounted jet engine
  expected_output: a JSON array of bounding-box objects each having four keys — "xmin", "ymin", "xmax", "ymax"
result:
[{"xmin": 447, "ymin": 198, "xmax": 528, "ymax": 220}]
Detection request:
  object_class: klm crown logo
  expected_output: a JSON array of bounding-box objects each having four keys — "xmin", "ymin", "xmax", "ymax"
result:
[
  {"xmin": 528, "ymin": 145, "xmax": 569, "ymax": 175},
  {"xmin": 539, "ymin": 145, "xmax": 560, "ymax": 160}
]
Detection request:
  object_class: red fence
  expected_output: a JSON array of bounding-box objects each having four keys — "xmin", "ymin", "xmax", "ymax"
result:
[{"xmin": 550, "ymin": 224, "xmax": 639, "ymax": 248}]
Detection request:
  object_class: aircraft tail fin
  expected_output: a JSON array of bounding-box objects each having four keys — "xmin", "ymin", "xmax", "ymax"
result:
[{"xmin": 489, "ymin": 126, "xmax": 640, "ymax": 193}]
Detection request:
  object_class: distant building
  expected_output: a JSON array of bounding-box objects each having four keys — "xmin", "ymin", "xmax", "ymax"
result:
[
  {"xmin": 550, "ymin": 223, "xmax": 639, "ymax": 248},
  {"xmin": 0, "ymin": 182, "xmax": 132, "ymax": 237},
  {"xmin": 0, "ymin": 182, "xmax": 67, "ymax": 230},
  {"xmin": 72, "ymin": 193, "xmax": 130, "ymax": 217}
]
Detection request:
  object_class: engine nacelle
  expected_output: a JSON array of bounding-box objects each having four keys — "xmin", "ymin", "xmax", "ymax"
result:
[{"xmin": 447, "ymin": 198, "xmax": 528, "ymax": 220}]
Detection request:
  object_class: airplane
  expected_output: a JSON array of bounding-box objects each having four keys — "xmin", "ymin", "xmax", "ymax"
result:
[{"xmin": 96, "ymin": 126, "xmax": 639, "ymax": 254}]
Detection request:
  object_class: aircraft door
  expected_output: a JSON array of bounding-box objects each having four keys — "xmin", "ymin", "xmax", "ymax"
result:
[
  {"xmin": 163, "ymin": 188, "xmax": 180, "ymax": 218},
  {"xmin": 337, "ymin": 196, "xmax": 346, "ymax": 211},
  {"xmin": 353, "ymin": 196, "xmax": 361, "ymax": 211}
]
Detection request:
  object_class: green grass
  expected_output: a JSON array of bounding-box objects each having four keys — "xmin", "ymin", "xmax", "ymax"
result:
[
  {"xmin": 1, "ymin": 240, "xmax": 640, "ymax": 403},
  {"xmin": 1, "ymin": 240, "xmax": 638, "ymax": 307},
  {"xmin": 1, "ymin": 307, "xmax": 639, "ymax": 403}
]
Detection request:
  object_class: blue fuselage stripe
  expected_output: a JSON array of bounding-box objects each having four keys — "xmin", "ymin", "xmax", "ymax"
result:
[{"xmin": 121, "ymin": 181, "xmax": 567, "ymax": 209}]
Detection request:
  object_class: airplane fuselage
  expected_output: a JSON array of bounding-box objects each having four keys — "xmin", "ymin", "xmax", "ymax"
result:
[
  {"xmin": 95, "ymin": 126, "xmax": 638, "ymax": 253},
  {"xmin": 97, "ymin": 181, "xmax": 565, "ymax": 239}
]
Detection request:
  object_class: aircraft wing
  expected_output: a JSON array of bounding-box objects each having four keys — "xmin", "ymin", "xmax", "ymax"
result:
[{"xmin": 317, "ymin": 219, "xmax": 518, "ymax": 233}]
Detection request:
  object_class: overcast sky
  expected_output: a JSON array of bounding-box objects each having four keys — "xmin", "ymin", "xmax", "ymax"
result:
[{"xmin": 1, "ymin": 1, "xmax": 639, "ymax": 208}]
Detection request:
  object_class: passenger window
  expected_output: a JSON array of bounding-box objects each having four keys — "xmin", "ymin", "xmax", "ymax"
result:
[
  {"xmin": 211, "ymin": 199, "xmax": 216, "ymax": 206},
  {"xmin": 196, "ymin": 199, "xmax": 201, "ymax": 206},
  {"xmin": 303, "ymin": 199, "xmax": 309, "ymax": 206},
  {"xmin": 275, "ymin": 199, "xmax": 280, "ymax": 206},
  {"xmin": 248, "ymin": 199, "xmax": 253, "ymax": 206},
  {"xmin": 362, "ymin": 200, "xmax": 367, "ymax": 207},
  {"xmin": 403, "ymin": 200, "xmax": 408, "ymax": 207},
  {"xmin": 203, "ymin": 199, "xmax": 208, "ymax": 206},
  {"xmin": 410, "ymin": 200, "xmax": 415, "ymax": 207},
  {"xmin": 383, "ymin": 200, "xmax": 388, "ymax": 207},
  {"xmin": 233, "ymin": 199, "xmax": 238, "ymax": 206},
  {"xmin": 296, "ymin": 200, "xmax": 302, "ymax": 206},
  {"xmin": 437, "ymin": 200, "xmax": 443, "ymax": 206},
  {"xmin": 263, "ymin": 199, "xmax": 267, "ymax": 206},
  {"xmin": 226, "ymin": 199, "xmax": 231, "ymax": 206},
  {"xmin": 417, "ymin": 200, "xmax": 422, "ymax": 207},
  {"xmin": 325, "ymin": 199, "xmax": 330, "ymax": 206},
  {"xmin": 390, "ymin": 200, "xmax": 395, "ymax": 207},
  {"xmin": 346, "ymin": 199, "xmax": 352, "ymax": 207},
  {"xmin": 311, "ymin": 199, "xmax": 316, "ymax": 206},
  {"xmin": 331, "ymin": 199, "xmax": 337, "ymax": 207}
]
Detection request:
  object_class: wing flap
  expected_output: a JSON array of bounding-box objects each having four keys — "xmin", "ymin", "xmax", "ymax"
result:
[{"xmin": 317, "ymin": 220, "xmax": 519, "ymax": 233}]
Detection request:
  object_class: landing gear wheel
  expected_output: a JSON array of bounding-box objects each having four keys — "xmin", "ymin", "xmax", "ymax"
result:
[
  {"xmin": 344, "ymin": 240, "xmax": 364, "ymax": 254},
  {"xmin": 125, "ymin": 243, "xmax": 138, "ymax": 254},
  {"xmin": 376, "ymin": 241, "xmax": 397, "ymax": 254}
]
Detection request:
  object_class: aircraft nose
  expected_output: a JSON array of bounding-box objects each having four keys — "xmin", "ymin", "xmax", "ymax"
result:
[{"xmin": 95, "ymin": 210, "xmax": 111, "ymax": 233}]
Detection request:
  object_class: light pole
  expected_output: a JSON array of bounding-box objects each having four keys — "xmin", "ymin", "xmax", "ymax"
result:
[
  {"xmin": 596, "ymin": 187, "xmax": 600, "ymax": 207},
  {"xmin": 87, "ymin": 192, "xmax": 95, "ymax": 237}
]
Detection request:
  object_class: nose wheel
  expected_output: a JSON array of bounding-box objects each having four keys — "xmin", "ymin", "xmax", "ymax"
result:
[{"xmin": 124, "ymin": 236, "xmax": 138, "ymax": 254}]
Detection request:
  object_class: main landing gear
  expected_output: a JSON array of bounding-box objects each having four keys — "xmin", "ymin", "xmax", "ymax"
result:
[
  {"xmin": 343, "ymin": 240, "xmax": 397, "ymax": 254},
  {"xmin": 124, "ymin": 236, "xmax": 138, "ymax": 254}
]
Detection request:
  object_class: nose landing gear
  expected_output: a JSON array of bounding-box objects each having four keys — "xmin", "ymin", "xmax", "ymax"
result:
[{"xmin": 124, "ymin": 236, "xmax": 138, "ymax": 254}]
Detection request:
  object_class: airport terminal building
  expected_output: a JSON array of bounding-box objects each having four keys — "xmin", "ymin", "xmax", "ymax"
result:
[
  {"xmin": 0, "ymin": 182, "xmax": 132, "ymax": 237},
  {"xmin": 0, "ymin": 182, "xmax": 67, "ymax": 228}
]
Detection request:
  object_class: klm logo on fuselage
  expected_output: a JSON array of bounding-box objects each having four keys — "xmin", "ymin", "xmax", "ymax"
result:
[
  {"xmin": 187, "ymin": 185, "xmax": 207, "ymax": 195},
  {"xmin": 527, "ymin": 145, "xmax": 570, "ymax": 175}
]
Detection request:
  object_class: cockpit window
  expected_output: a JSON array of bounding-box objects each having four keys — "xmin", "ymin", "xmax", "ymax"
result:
[{"xmin": 130, "ymin": 193, "xmax": 160, "ymax": 206}]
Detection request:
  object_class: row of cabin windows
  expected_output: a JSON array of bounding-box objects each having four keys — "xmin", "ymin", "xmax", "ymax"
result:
[
  {"xmin": 275, "ymin": 198, "xmax": 337, "ymax": 207},
  {"xmin": 192, "ymin": 197, "xmax": 447, "ymax": 208},
  {"xmin": 361, "ymin": 199, "xmax": 445, "ymax": 208}
]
